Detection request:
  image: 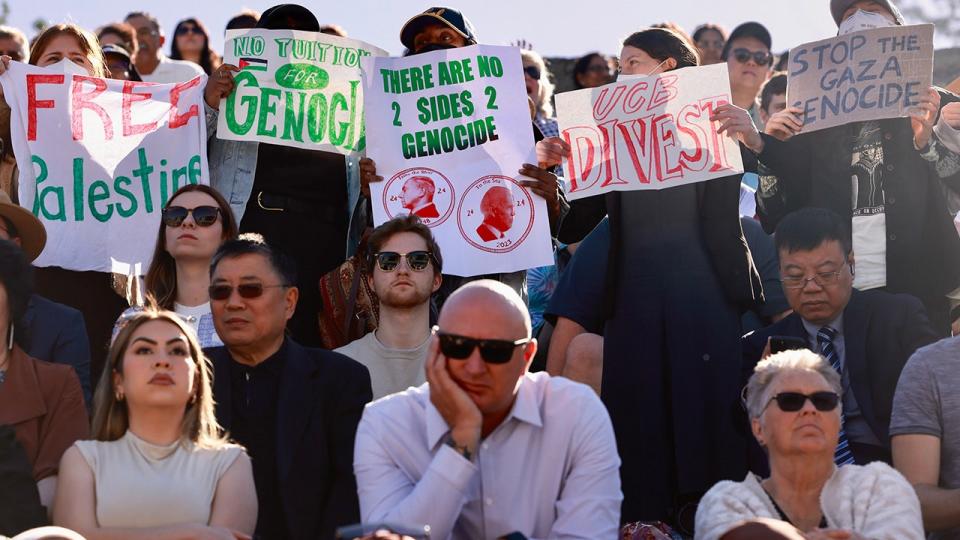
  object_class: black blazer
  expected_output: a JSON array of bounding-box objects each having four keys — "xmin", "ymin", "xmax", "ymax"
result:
[
  {"xmin": 207, "ymin": 340, "xmax": 372, "ymax": 540},
  {"xmin": 21, "ymin": 294, "xmax": 92, "ymax": 405},
  {"xmin": 742, "ymin": 289, "xmax": 938, "ymax": 455}
]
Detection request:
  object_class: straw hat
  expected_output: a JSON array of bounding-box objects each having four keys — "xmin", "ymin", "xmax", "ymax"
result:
[{"xmin": 0, "ymin": 191, "xmax": 46, "ymax": 262}]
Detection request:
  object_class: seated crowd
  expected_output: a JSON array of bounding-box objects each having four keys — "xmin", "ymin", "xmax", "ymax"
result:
[{"xmin": 2, "ymin": 0, "xmax": 960, "ymax": 539}]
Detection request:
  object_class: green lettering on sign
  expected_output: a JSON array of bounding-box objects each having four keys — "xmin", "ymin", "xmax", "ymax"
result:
[{"xmin": 276, "ymin": 63, "xmax": 329, "ymax": 90}]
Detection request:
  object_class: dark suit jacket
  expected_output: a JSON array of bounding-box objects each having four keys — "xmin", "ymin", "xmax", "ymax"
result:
[
  {"xmin": 22, "ymin": 294, "xmax": 92, "ymax": 405},
  {"xmin": 742, "ymin": 289, "xmax": 938, "ymax": 463},
  {"xmin": 207, "ymin": 340, "xmax": 373, "ymax": 540}
]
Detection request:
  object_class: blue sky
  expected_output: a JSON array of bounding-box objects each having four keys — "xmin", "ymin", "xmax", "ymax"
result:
[{"xmin": 9, "ymin": 0, "xmax": 842, "ymax": 57}]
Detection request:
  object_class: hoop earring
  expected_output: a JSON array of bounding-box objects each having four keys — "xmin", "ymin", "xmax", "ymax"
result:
[{"xmin": 115, "ymin": 390, "xmax": 124, "ymax": 402}]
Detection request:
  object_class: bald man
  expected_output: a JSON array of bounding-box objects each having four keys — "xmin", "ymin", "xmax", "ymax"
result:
[{"xmin": 353, "ymin": 280, "xmax": 621, "ymax": 539}]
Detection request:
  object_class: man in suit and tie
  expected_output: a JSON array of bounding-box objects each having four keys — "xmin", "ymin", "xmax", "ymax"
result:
[
  {"xmin": 743, "ymin": 207, "xmax": 938, "ymax": 466},
  {"xmin": 400, "ymin": 176, "xmax": 440, "ymax": 218},
  {"xmin": 205, "ymin": 233, "xmax": 373, "ymax": 540},
  {"xmin": 476, "ymin": 186, "xmax": 515, "ymax": 242}
]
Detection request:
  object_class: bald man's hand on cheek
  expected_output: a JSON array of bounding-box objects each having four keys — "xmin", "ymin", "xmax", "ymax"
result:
[{"xmin": 425, "ymin": 336, "xmax": 482, "ymax": 458}]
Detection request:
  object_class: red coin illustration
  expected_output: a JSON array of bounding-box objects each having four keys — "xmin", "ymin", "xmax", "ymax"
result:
[
  {"xmin": 457, "ymin": 175, "xmax": 536, "ymax": 254},
  {"xmin": 382, "ymin": 167, "xmax": 455, "ymax": 227}
]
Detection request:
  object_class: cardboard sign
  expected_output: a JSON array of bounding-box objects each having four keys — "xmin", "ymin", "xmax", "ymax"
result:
[
  {"xmin": 555, "ymin": 63, "xmax": 744, "ymax": 201},
  {"xmin": 0, "ymin": 61, "xmax": 209, "ymax": 274},
  {"xmin": 362, "ymin": 45, "xmax": 553, "ymax": 277},
  {"xmin": 787, "ymin": 24, "xmax": 934, "ymax": 132},
  {"xmin": 218, "ymin": 28, "xmax": 388, "ymax": 154}
]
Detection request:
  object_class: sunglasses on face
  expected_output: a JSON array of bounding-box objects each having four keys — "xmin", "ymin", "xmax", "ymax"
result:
[
  {"xmin": 176, "ymin": 26, "xmax": 203, "ymax": 36},
  {"xmin": 523, "ymin": 65, "xmax": 541, "ymax": 80},
  {"xmin": 732, "ymin": 48, "xmax": 773, "ymax": 66},
  {"xmin": 161, "ymin": 205, "xmax": 220, "ymax": 227},
  {"xmin": 432, "ymin": 326, "xmax": 531, "ymax": 364},
  {"xmin": 208, "ymin": 282, "xmax": 288, "ymax": 301},
  {"xmin": 768, "ymin": 391, "xmax": 840, "ymax": 412},
  {"xmin": 373, "ymin": 251, "xmax": 433, "ymax": 272}
]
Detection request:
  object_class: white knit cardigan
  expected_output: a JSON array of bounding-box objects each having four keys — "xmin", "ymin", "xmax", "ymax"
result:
[{"xmin": 695, "ymin": 462, "xmax": 924, "ymax": 540}]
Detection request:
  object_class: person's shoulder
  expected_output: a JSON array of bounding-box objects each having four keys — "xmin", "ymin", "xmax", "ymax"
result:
[
  {"xmin": 296, "ymin": 341, "xmax": 371, "ymax": 380},
  {"xmin": 743, "ymin": 314, "xmax": 798, "ymax": 345},
  {"xmin": 30, "ymin": 294, "xmax": 83, "ymax": 320},
  {"xmin": 699, "ymin": 473, "xmax": 766, "ymax": 508},
  {"xmin": 164, "ymin": 57, "xmax": 204, "ymax": 74},
  {"xmin": 362, "ymin": 383, "xmax": 429, "ymax": 421},
  {"xmin": 831, "ymin": 461, "xmax": 912, "ymax": 492},
  {"xmin": 904, "ymin": 336, "xmax": 960, "ymax": 373},
  {"xmin": 333, "ymin": 333, "xmax": 372, "ymax": 359},
  {"xmin": 28, "ymin": 351, "xmax": 81, "ymax": 386},
  {"xmin": 538, "ymin": 372, "xmax": 600, "ymax": 407},
  {"xmin": 856, "ymin": 288, "xmax": 923, "ymax": 312}
]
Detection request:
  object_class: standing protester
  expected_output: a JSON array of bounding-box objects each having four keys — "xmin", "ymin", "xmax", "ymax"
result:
[
  {"xmin": 572, "ymin": 52, "xmax": 613, "ymax": 89},
  {"xmin": 521, "ymin": 49, "xmax": 558, "ymax": 138},
  {"xmin": 96, "ymin": 22, "xmax": 138, "ymax": 57},
  {"xmin": 225, "ymin": 10, "xmax": 260, "ymax": 31},
  {"xmin": 0, "ymin": 26, "xmax": 28, "ymax": 62},
  {"xmin": 354, "ymin": 280, "xmax": 622, "ymax": 539},
  {"xmin": 204, "ymin": 3, "xmax": 363, "ymax": 347},
  {"xmin": 0, "ymin": 24, "xmax": 130, "ymax": 393},
  {"xmin": 206, "ymin": 234, "xmax": 372, "ymax": 539},
  {"xmin": 539, "ymin": 27, "xmax": 763, "ymax": 530},
  {"xmin": 693, "ymin": 23, "xmax": 726, "ymax": 65},
  {"xmin": 0, "ymin": 193, "xmax": 92, "ymax": 405},
  {"xmin": 359, "ymin": 6, "xmax": 566, "ymax": 307},
  {"xmin": 170, "ymin": 17, "xmax": 219, "ymax": 75},
  {"xmin": 100, "ymin": 44, "xmax": 142, "ymax": 81},
  {"xmin": 124, "ymin": 11, "xmax": 204, "ymax": 83},
  {"xmin": 0, "ymin": 240, "xmax": 88, "ymax": 513},
  {"xmin": 336, "ymin": 216, "xmax": 441, "ymax": 399},
  {"xmin": 721, "ymin": 0, "xmax": 960, "ymax": 335},
  {"xmin": 743, "ymin": 208, "xmax": 938, "ymax": 466},
  {"xmin": 723, "ymin": 22, "xmax": 774, "ymax": 128}
]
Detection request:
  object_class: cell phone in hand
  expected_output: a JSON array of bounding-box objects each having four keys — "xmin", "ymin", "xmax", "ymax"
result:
[{"xmin": 769, "ymin": 335, "xmax": 808, "ymax": 354}]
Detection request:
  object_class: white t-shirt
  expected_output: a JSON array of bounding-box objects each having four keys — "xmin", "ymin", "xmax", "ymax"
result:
[
  {"xmin": 335, "ymin": 331, "xmax": 429, "ymax": 400},
  {"xmin": 174, "ymin": 302, "xmax": 223, "ymax": 348},
  {"xmin": 140, "ymin": 55, "xmax": 204, "ymax": 84}
]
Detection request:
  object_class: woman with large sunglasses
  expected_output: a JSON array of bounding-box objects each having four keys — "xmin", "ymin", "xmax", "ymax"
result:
[
  {"xmin": 537, "ymin": 27, "xmax": 763, "ymax": 530},
  {"xmin": 113, "ymin": 185, "xmax": 239, "ymax": 348},
  {"xmin": 696, "ymin": 349, "xmax": 923, "ymax": 540},
  {"xmin": 170, "ymin": 18, "xmax": 219, "ymax": 76}
]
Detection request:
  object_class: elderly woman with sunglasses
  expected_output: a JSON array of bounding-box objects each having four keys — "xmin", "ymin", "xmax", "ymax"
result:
[
  {"xmin": 695, "ymin": 349, "xmax": 923, "ymax": 540},
  {"xmin": 112, "ymin": 185, "xmax": 239, "ymax": 348}
]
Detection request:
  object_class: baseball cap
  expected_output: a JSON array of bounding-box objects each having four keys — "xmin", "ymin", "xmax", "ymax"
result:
[
  {"xmin": 722, "ymin": 21, "xmax": 772, "ymax": 60},
  {"xmin": 400, "ymin": 7, "xmax": 477, "ymax": 51},
  {"xmin": 830, "ymin": 0, "xmax": 904, "ymax": 25}
]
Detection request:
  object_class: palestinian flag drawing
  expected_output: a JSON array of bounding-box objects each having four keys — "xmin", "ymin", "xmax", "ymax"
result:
[{"xmin": 239, "ymin": 58, "xmax": 268, "ymax": 72}]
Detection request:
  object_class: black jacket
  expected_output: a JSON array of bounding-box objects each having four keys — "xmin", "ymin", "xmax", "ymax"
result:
[
  {"xmin": 207, "ymin": 340, "xmax": 373, "ymax": 540},
  {"xmin": 22, "ymin": 294, "xmax": 92, "ymax": 405},
  {"xmin": 742, "ymin": 289, "xmax": 938, "ymax": 462},
  {"xmin": 755, "ymin": 94, "xmax": 960, "ymax": 330}
]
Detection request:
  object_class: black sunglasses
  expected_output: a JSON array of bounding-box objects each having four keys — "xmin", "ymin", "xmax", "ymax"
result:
[
  {"xmin": 523, "ymin": 65, "xmax": 541, "ymax": 80},
  {"xmin": 768, "ymin": 391, "xmax": 840, "ymax": 412},
  {"xmin": 373, "ymin": 251, "xmax": 433, "ymax": 272},
  {"xmin": 209, "ymin": 283, "xmax": 287, "ymax": 301},
  {"xmin": 162, "ymin": 205, "xmax": 220, "ymax": 227},
  {"xmin": 732, "ymin": 48, "xmax": 773, "ymax": 66},
  {"xmin": 176, "ymin": 26, "xmax": 203, "ymax": 36},
  {"xmin": 432, "ymin": 326, "xmax": 531, "ymax": 364}
]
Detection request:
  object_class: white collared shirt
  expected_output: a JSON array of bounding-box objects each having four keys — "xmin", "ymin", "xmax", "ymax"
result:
[
  {"xmin": 140, "ymin": 54, "xmax": 204, "ymax": 84},
  {"xmin": 353, "ymin": 372, "xmax": 622, "ymax": 540}
]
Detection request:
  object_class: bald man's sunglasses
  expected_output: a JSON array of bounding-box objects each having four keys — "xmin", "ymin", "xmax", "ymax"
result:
[
  {"xmin": 768, "ymin": 391, "xmax": 840, "ymax": 412},
  {"xmin": 432, "ymin": 326, "xmax": 530, "ymax": 364}
]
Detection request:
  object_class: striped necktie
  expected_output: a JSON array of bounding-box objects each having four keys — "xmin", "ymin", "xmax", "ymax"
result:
[{"xmin": 817, "ymin": 326, "xmax": 855, "ymax": 466}]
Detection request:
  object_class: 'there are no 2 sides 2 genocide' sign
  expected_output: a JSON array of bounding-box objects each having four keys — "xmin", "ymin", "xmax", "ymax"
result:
[
  {"xmin": 555, "ymin": 63, "xmax": 745, "ymax": 200},
  {"xmin": 362, "ymin": 44, "xmax": 553, "ymax": 276},
  {"xmin": 218, "ymin": 28, "xmax": 388, "ymax": 154}
]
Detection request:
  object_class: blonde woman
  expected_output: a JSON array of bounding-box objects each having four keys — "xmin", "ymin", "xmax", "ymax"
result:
[
  {"xmin": 53, "ymin": 307, "xmax": 257, "ymax": 540},
  {"xmin": 520, "ymin": 49, "xmax": 557, "ymax": 138}
]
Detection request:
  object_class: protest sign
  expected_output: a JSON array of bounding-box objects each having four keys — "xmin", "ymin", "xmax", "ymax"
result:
[
  {"xmin": 362, "ymin": 45, "xmax": 553, "ymax": 276},
  {"xmin": 0, "ymin": 60, "xmax": 208, "ymax": 275},
  {"xmin": 555, "ymin": 63, "xmax": 744, "ymax": 201},
  {"xmin": 787, "ymin": 24, "xmax": 934, "ymax": 133},
  {"xmin": 218, "ymin": 28, "xmax": 387, "ymax": 154}
]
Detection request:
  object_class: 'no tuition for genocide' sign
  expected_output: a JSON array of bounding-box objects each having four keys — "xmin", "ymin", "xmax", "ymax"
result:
[
  {"xmin": 0, "ymin": 60, "xmax": 208, "ymax": 275},
  {"xmin": 787, "ymin": 24, "xmax": 934, "ymax": 133},
  {"xmin": 556, "ymin": 63, "xmax": 745, "ymax": 200},
  {"xmin": 362, "ymin": 44, "xmax": 553, "ymax": 276},
  {"xmin": 218, "ymin": 28, "xmax": 387, "ymax": 154}
]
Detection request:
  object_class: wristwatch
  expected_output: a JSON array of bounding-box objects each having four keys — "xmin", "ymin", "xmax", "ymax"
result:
[{"xmin": 445, "ymin": 436, "xmax": 473, "ymax": 461}]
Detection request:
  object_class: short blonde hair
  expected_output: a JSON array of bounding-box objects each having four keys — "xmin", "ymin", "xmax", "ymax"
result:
[
  {"xmin": 520, "ymin": 49, "xmax": 555, "ymax": 119},
  {"xmin": 29, "ymin": 23, "xmax": 108, "ymax": 78},
  {"xmin": 744, "ymin": 349, "xmax": 842, "ymax": 419},
  {"xmin": 92, "ymin": 304, "xmax": 227, "ymax": 449}
]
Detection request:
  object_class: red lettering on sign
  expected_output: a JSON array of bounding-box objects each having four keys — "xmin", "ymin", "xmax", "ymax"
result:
[
  {"xmin": 168, "ymin": 77, "xmax": 201, "ymax": 128},
  {"xmin": 26, "ymin": 74, "xmax": 64, "ymax": 141},
  {"xmin": 71, "ymin": 76, "xmax": 113, "ymax": 141},
  {"xmin": 122, "ymin": 81, "xmax": 157, "ymax": 136}
]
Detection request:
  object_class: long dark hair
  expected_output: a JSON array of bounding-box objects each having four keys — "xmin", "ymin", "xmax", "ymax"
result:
[
  {"xmin": 622, "ymin": 27, "xmax": 700, "ymax": 70},
  {"xmin": 170, "ymin": 17, "xmax": 215, "ymax": 75},
  {"xmin": 144, "ymin": 184, "xmax": 239, "ymax": 309},
  {"xmin": 572, "ymin": 52, "xmax": 606, "ymax": 90}
]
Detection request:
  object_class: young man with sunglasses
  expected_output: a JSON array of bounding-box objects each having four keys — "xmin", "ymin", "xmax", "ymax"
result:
[
  {"xmin": 205, "ymin": 233, "xmax": 373, "ymax": 540},
  {"xmin": 336, "ymin": 216, "xmax": 442, "ymax": 399},
  {"xmin": 124, "ymin": 11, "xmax": 203, "ymax": 83},
  {"xmin": 723, "ymin": 22, "xmax": 774, "ymax": 128},
  {"xmin": 354, "ymin": 280, "xmax": 621, "ymax": 539},
  {"xmin": 743, "ymin": 208, "xmax": 938, "ymax": 467}
]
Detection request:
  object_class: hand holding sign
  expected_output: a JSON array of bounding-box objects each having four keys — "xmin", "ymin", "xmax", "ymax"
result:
[
  {"xmin": 535, "ymin": 136, "xmax": 569, "ymax": 170},
  {"xmin": 764, "ymin": 106, "xmax": 805, "ymax": 141},
  {"xmin": 711, "ymin": 103, "xmax": 763, "ymax": 153},
  {"xmin": 910, "ymin": 86, "xmax": 940, "ymax": 149},
  {"xmin": 204, "ymin": 64, "xmax": 238, "ymax": 109}
]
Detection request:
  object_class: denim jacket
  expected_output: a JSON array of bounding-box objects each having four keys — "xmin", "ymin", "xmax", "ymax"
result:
[{"xmin": 203, "ymin": 102, "xmax": 363, "ymax": 254}]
